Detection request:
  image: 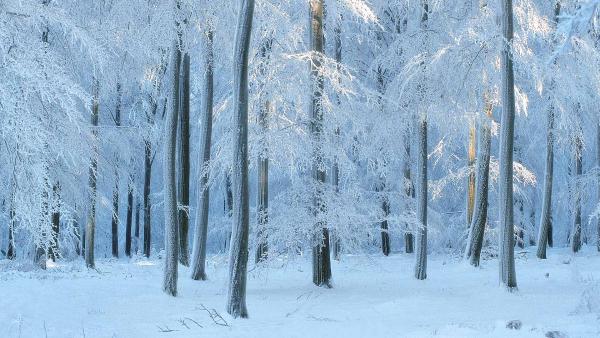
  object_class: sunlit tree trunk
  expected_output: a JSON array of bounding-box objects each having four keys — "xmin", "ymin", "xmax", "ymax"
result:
[
  {"xmin": 467, "ymin": 121, "xmax": 476, "ymax": 226},
  {"xmin": 465, "ymin": 98, "xmax": 492, "ymax": 267},
  {"xmin": 498, "ymin": 0, "xmax": 517, "ymax": 291},
  {"xmin": 191, "ymin": 27, "xmax": 214, "ymax": 281},
  {"xmin": 227, "ymin": 0, "xmax": 255, "ymax": 318},
  {"xmin": 85, "ymin": 78, "xmax": 100, "ymax": 269}
]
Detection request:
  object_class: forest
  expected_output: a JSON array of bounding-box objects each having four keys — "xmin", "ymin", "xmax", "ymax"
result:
[{"xmin": 1, "ymin": 0, "xmax": 600, "ymax": 337}]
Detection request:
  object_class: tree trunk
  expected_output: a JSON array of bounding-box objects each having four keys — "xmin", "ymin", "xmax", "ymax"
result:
[
  {"xmin": 403, "ymin": 130, "xmax": 415, "ymax": 253},
  {"xmin": 163, "ymin": 35, "xmax": 182, "ymax": 297},
  {"xmin": 414, "ymin": 117, "xmax": 428, "ymax": 280},
  {"xmin": 143, "ymin": 140, "xmax": 152, "ymax": 257},
  {"xmin": 49, "ymin": 183, "xmax": 60, "ymax": 262},
  {"xmin": 134, "ymin": 200, "xmax": 140, "ymax": 254},
  {"xmin": 125, "ymin": 174, "xmax": 133, "ymax": 257},
  {"xmin": 85, "ymin": 78, "xmax": 100, "ymax": 269},
  {"xmin": 498, "ymin": 0, "xmax": 518, "ymax": 291},
  {"xmin": 331, "ymin": 14, "xmax": 342, "ymax": 261},
  {"xmin": 310, "ymin": 0, "xmax": 332, "ymax": 288},
  {"xmin": 255, "ymin": 35, "xmax": 273, "ymax": 264},
  {"xmin": 227, "ymin": 0, "xmax": 255, "ymax": 319},
  {"xmin": 537, "ymin": 0, "xmax": 560, "ymax": 259},
  {"xmin": 178, "ymin": 52, "xmax": 191, "ymax": 267},
  {"xmin": 571, "ymin": 134, "xmax": 583, "ymax": 253},
  {"xmin": 7, "ymin": 183, "xmax": 15, "ymax": 260},
  {"xmin": 111, "ymin": 83, "xmax": 122, "ymax": 258},
  {"xmin": 191, "ymin": 27, "xmax": 214, "ymax": 281},
  {"xmin": 414, "ymin": 0, "xmax": 429, "ymax": 281},
  {"xmin": 380, "ymin": 184, "xmax": 391, "ymax": 256},
  {"xmin": 465, "ymin": 105, "xmax": 492, "ymax": 267}
]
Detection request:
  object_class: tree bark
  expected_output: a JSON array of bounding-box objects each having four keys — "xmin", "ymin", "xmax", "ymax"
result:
[
  {"xmin": 111, "ymin": 82, "xmax": 122, "ymax": 258},
  {"xmin": 163, "ymin": 35, "xmax": 182, "ymax": 297},
  {"xmin": 571, "ymin": 133, "xmax": 583, "ymax": 253},
  {"xmin": 310, "ymin": 0, "xmax": 332, "ymax": 288},
  {"xmin": 125, "ymin": 174, "xmax": 133, "ymax": 257},
  {"xmin": 143, "ymin": 140, "xmax": 152, "ymax": 257},
  {"xmin": 498, "ymin": 0, "xmax": 518, "ymax": 291},
  {"xmin": 331, "ymin": 14, "xmax": 342, "ymax": 261},
  {"xmin": 85, "ymin": 78, "xmax": 100, "ymax": 269},
  {"xmin": 49, "ymin": 183, "xmax": 60, "ymax": 261},
  {"xmin": 465, "ymin": 104, "xmax": 492, "ymax": 267},
  {"xmin": 227, "ymin": 0, "xmax": 255, "ymax": 319},
  {"xmin": 403, "ymin": 130, "xmax": 415, "ymax": 253},
  {"xmin": 178, "ymin": 52, "xmax": 191, "ymax": 267},
  {"xmin": 191, "ymin": 27, "xmax": 214, "ymax": 281},
  {"xmin": 255, "ymin": 34, "xmax": 273, "ymax": 264}
]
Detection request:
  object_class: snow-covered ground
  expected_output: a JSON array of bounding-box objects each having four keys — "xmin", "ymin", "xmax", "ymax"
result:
[{"xmin": 1, "ymin": 247, "xmax": 599, "ymax": 338}]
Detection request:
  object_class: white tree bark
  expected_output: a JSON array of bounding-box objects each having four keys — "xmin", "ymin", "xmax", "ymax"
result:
[{"xmin": 227, "ymin": 0, "xmax": 255, "ymax": 319}]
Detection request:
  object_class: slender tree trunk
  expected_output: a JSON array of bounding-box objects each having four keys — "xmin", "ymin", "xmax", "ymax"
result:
[
  {"xmin": 331, "ymin": 14, "xmax": 342, "ymax": 261},
  {"xmin": 403, "ymin": 131, "xmax": 415, "ymax": 253},
  {"xmin": 178, "ymin": 52, "xmax": 191, "ymax": 267},
  {"xmin": 515, "ymin": 138, "xmax": 525, "ymax": 249},
  {"xmin": 111, "ymin": 83, "xmax": 122, "ymax": 258},
  {"xmin": 465, "ymin": 103, "xmax": 492, "ymax": 267},
  {"xmin": 414, "ymin": 0, "xmax": 429, "ymax": 281},
  {"xmin": 125, "ymin": 174, "xmax": 133, "ymax": 257},
  {"xmin": 49, "ymin": 183, "xmax": 60, "ymax": 261},
  {"xmin": 85, "ymin": 78, "xmax": 100, "ymax": 269},
  {"xmin": 7, "ymin": 182, "xmax": 15, "ymax": 260},
  {"xmin": 134, "ymin": 200, "xmax": 140, "ymax": 254},
  {"xmin": 414, "ymin": 117, "xmax": 428, "ymax": 280},
  {"xmin": 536, "ymin": 102, "xmax": 555, "ymax": 259},
  {"xmin": 380, "ymin": 184, "xmax": 391, "ymax": 256},
  {"xmin": 537, "ymin": 1, "xmax": 560, "ymax": 259},
  {"xmin": 163, "ymin": 34, "xmax": 182, "ymax": 297},
  {"xmin": 191, "ymin": 27, "xmax": 214, "ymax": 281},
  {"xmin": 224, "ymin": 173, "xmax": 234, "ymax": 252},
  {"xmin": 310, "ymin": 0, "xmax": 332, "ymax": 288},
  {"xmin": 255, "ymin": 35, "xmax": 273, "ymax": 264},
  {"xmin": 571, "ymin": 134, "xmax": 583, "ymax": 253},
  {"xmin": 227, "ymin": 0, "xmax": 255, "ymax": 319},
  {"xmin": 498, "ymin": 0, "xmax": 518, "ymax": 291},
  {"xmin": 143, "ymin": 140, "xmax": 152, "ymax": 257}
]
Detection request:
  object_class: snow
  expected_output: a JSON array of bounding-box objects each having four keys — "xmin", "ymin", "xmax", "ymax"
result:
[{"xmin": 1, "ymin": 247, "xmax": 599, "ymax": 337}]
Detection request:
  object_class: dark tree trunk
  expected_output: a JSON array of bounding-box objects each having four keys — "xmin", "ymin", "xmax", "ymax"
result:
[
  {"xmin": 49, "ymin": 183, "xmax": 60, "ymax": 262},
  {"xmin": 331, "ymin": 14, "xmax": 342, "ymax": 261},
  {"xmin": 125, "ymin": 174, "xmax": 133, "ymax": 257},
  {"xmin": 178, "ymin": 52, "xmax": 191, "ymax": 267},
  {"xmin": 143, "ymin": 140, "xmax": 152, "ymax": 258},
  {"xmin": 135, "ymin": 200, "xmax": 141, "ymax": 254},
  {"xmin": 403, "ymin": 131, "xmax": 415, "ymax": 253},
  {"xmin": 111, "ymin": 82, "xmax": 122, "ymax": 258}
]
